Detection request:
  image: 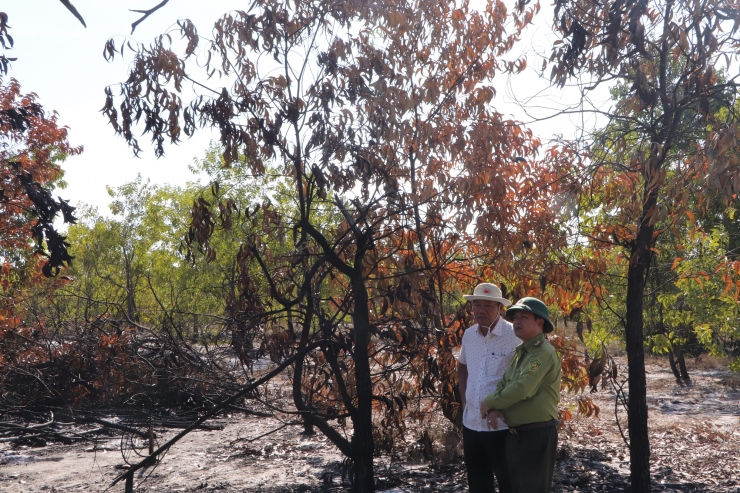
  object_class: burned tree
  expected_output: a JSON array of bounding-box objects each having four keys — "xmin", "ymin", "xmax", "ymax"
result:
[
  {"xmin": 103, "ymin": 0, "xmax": 580, "ymax": 490},
  {"xmin": 544, "ymin": 0, "xmax": 740, "ymax": 490}
]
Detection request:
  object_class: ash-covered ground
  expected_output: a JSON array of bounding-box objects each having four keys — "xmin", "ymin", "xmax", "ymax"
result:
[{"xmin": 1, "ymin": 356, "xmax": 738, "ymax": 493}]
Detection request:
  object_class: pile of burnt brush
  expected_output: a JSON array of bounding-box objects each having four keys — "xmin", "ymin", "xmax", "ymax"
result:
[{"xmin": 0, "ymin": 315, "xmax": 268, "ymax": 451}]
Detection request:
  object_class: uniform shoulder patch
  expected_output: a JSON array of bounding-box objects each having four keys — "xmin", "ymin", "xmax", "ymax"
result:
[{"xmin": 529, "ymin": 357, "xmax": 542, "ymax": 371}]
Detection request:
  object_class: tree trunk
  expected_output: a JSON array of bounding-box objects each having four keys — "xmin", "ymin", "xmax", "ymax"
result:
[
  {"xmin": 302, "ymin": 419, "xmax": 315, "ymax": 435},
  {"xmin": 675, "ymin": 346, "xmax": 691, "ymax": 386},
  {"xmin": 667, "ymin": 350, "xmax": 682, "ymax": 385},
  {"xmin": 351, "ymin": 273, "xmax": 375, "ymax": 493},
  {"xmin": 624, "ymin": 192, "xmax": 656, "ymax": 493},
  {"xmin": 123, "ymin": 251, "xmax": 137, "ymax": 324},
  {"xmin": 291, "ymin": 305, "xmax": 316, "ymax": 436}
]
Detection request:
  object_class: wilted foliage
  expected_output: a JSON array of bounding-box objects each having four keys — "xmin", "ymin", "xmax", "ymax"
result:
[
  {"xmin": 0, "ymin": 78, "xmax": 81, "ymax": 278},
  {"xmin": 543, "ymin": 0, "xmax": 740, "ymax": 489},
  {"xmin": 97, "ymin": 0, "xmax": 601, "ymax": 490}
]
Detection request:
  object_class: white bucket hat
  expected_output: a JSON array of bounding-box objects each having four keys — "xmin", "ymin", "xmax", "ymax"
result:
[{"xmin": 463, "ymin": 283, "xmax": 511, "ymax": 306}]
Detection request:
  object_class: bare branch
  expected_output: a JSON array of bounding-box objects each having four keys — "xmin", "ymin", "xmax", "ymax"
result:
[
  {"xmin": 130, "ymin": 0, "xmax": 171, "ymax": 34},
  {"xmin": 110, "ymin": 339, "xmax": 334, "ymax": 489},
  {"xmin": 59, "ymin": 0, "xmax": 86, "ymax": 28}
]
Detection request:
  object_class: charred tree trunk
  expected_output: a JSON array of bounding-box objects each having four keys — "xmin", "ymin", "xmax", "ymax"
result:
[
  {"xmin": 302, "ymin": 414, "xmax": 315, "ymax": 435},
  {"xmin": 291, "ymin": 304, "xmax": 316, "ymax": 436},
  {"xmin": 351, "ymin": 268, "xmax": 375, "ymax": 493},
  {"xmin": 624, "ymin": 182, "xmax": 657, "ymax": 493},
  {"xmin": 301, "ymin": 214, "xmax": 374, "ymax": 490},
  {"xmin": 622, "ymin": 35, "xmax": 687, "ymax": 485}
]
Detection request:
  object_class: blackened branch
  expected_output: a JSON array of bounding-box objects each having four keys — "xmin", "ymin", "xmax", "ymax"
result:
[
  {"xmin": 59, "ymin": 0, "xmax": 87, "ymax": 28},
  {"xmin": 130, "ymin": 0, "xmax": 171, "ymax": 34}
]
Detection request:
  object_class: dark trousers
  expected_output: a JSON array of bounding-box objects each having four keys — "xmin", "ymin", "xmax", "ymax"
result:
[
  {"xmin": 506, "ymin": 426, "xmax": 558, "ymax": 493},
  {"xmin": 463, "ymin": 426, "xmax": 512, "ymax": 493}
]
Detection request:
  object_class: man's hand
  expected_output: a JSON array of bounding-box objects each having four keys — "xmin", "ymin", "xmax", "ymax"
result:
[
  {"xmin": 485, "ymin": 409, "xmax": 505, "ymax": 430},
  {"xmin": 480, "ymin": 399, "xmax": 491, "ymax": 418},
  {"xmin": 480, "ymin": 400, "xmax": 504, "ymax": 430}
]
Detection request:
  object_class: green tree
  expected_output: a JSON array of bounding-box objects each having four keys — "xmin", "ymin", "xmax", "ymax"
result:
[
  {"xmin": 61, "ymin": 143, "xmax": 285, "ymax": 331},
  {"xmin": 654, "ymin": 227, "xmax": 740, "ymax": 373},
  {"xmin": 574, "ymin": 77, "xmax": 740, "ymax": 386}
]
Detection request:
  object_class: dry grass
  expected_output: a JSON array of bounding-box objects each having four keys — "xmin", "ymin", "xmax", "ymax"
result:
[
  {"xmin": 718, "ymin": 372, "xmax": 740, "ymax": 390},
  {"xmin": 690, "ymin": 354, "xmax": 733, "ymax": 371}
]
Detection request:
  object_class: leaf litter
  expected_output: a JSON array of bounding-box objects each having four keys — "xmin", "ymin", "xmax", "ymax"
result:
[{"xmin": 0, "ymin": 357, "xmax": 738, "ymax": 492}]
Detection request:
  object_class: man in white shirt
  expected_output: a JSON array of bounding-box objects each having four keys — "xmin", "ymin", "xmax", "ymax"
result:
[{"xmin": 458, "ymin": 283, "xmax": 519, "ymax": 493}]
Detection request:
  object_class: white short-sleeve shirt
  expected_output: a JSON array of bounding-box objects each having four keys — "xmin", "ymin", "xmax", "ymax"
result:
[{"xmin": 458, "ymin": 317, "xmax": 520, "ymax": 431}]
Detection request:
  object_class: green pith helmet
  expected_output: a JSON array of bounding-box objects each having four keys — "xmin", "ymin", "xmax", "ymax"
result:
[{"xmin": 505, "ymin": 297, "xmax": 554, "ymax": 333}]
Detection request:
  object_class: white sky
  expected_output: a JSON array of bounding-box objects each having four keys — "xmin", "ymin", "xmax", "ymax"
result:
[
  {"xmin": 1, "ymin": 0, "xmax": 610, "ymax": 217},
  {"xmin": 2, "ymin": 0, "xmax": 243, "ymax": 215}
]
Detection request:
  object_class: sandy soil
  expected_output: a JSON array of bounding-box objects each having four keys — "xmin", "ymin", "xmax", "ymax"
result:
[
  {"xmin": 1, "ymin": 357, "xmax": 739, "ymax": 493},
  {"xmin": 555, "ymin": 356, "xmax": 740, "ymax": 492}
]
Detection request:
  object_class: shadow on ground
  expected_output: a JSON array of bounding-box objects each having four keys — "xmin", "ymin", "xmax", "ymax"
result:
[{"xmin": 135, "ymin": 445, "xmax": 722, "ymax": 493}]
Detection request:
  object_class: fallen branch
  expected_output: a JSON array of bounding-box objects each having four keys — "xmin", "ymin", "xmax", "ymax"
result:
[
  {"xmin": 158, "ymin": 420, "xmax": 223, "ymax": 431},
  {"xmin": 0, "ymin": 420, "xmax": 57, "ymax": 432},
  {"xmin": 0, "ymin": 416, "xmax": 150, "ymax": 442},
  {"xmin": 0, "ymin": 430, "xmax": 88, "ymax": 443},
  {"xmin": 75, "ymin": 417, "xmax": 150, "ymax": 439},
  {"xmin": 241, "ymin": 421, "xmax": 301, "ymax": 443},
  {"xmin": 111, "ymin": 339, "xmax": 332, "ymax": 492},
  {"xmin": 225, "ymin": 404, "xmax": 273, "ymax": 418}
]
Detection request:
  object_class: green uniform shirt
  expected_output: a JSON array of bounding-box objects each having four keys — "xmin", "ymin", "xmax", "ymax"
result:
[{"xmin": 483, "ymin": 333, "xmax": 561, "ymax": 427}]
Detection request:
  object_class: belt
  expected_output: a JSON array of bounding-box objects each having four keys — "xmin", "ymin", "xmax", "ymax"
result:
[{"xmin": 509, "ymin": 419, "xmax": 561, "ymax": 435}]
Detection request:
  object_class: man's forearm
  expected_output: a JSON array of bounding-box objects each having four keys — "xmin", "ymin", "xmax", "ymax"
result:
[{"xmin": 458, "ymin": 363, "xmax": 468, "ymax": 410}]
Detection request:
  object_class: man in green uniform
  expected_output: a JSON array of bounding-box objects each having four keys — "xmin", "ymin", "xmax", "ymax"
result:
[{"xmin": 479, "ymin": 297, "xmax": 561, "ymax": 493}]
